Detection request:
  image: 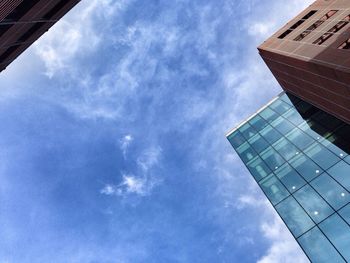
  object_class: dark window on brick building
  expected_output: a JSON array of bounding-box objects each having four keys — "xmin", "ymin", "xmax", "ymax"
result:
[{"xmin": 278, "ymin": 10, "xmax": 317, "ymax": 39}]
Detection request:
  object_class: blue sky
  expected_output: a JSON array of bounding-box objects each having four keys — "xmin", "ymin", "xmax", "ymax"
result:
[{"xmin": 0, "ymin": 1, "xmax": 314, "ymax": 262}]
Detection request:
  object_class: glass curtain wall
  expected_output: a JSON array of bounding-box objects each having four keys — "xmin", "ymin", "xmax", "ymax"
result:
[{"xmin": 227, "ymin": 92, "xmax": 350, "ymax": 263}]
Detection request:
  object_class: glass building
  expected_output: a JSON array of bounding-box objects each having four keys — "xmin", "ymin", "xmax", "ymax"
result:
[{"xmin": 227, "ymin": 92, "xmax": 350, "ymax": 263}]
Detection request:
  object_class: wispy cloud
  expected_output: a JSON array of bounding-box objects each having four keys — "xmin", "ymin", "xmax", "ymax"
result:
[{"xmin": 120, "ymin": 134, "xmax": 134, "ymax": 158}]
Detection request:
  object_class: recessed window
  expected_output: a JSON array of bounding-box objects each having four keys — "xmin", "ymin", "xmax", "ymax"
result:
[
  {"xmin": 313, "ymin": 14, "xmax": 350, "ymax": 45},
  {"xmin": 294, "ymin": 10, "xmax": 338, "ymax": 41},
  {"xmin": 278, "ymin": 10, "xmax": 317, "ymax": 39},
  {"xmin": 338, "ymin": 39, "xmax": 350, "ymax": 50}
]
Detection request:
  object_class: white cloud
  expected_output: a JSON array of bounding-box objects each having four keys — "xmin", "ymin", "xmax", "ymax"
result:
[
  {"xmin": 120, "ymin": 134, "xmax": 134, "ymax": 158},
  {"xmin": 258, "ymin": 214, "xmax": 309, "ymax": 263},
  {"xmin": 100, "ymin": 145, "xmax": 162, "ymax": 198},
  {"xmin": 137, "ymin": 146, "xmax": 162, "ymax": 172}
]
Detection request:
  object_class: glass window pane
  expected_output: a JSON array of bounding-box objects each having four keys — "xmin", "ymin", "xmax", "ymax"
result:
[
  {"xmin": 260, "ymin": 108, "xmax": 279, "ymax": 123},
  {"xmin": 246, "ymin": 156, "xmax": 271, "ymax": 182},
  {"xmin": 299, "ymin": 121, "xmax": 330, "ymax": 141},
  {"xmin": 273, "ymin": 137, "xmax": 299, "ymax": 161},
  {"xmin": 276, "ymin": 196, "xmax": 315, "ymax": 237},
  {"xmin": 321, "ymin": 134, "xmax": 348, "ymax": 159},
  {"xmin": 259, "ymin": 125, "xmax": 282, "ymax": 144},
  {"xmin": 286, "ymin": 128, "xmax": 314, "ymax": 150},
  {"xmin": 236, "ymin": 142, "xmax": 257, "ymax": 163},
  {"xmin": 269, "ymin": 100, "xmax": 291, "ymax": 115},
  {"xmin": 271, "ymin": 116, "xmax": 295, "ymax": 134},
  {"xmin": 339, "ymin": 204, "xmax": 350, "ymax": 225},
  {"xmin": 227, "ymin": 130, "xmax": 246, "ymax": 148},
  {"xmin": 328, "ymin": 161, "xmax": 350, "ymax": 192},
  {"xmin": 259, "ymin": 174, "xmax": 289, "ymax": 205},
  {"xmin": 304, "ymin": 142, "xmax": 340, "ymax": 170},
  {"xmin": 248, "ymin": 134, "xmax": 269, "ymax": 154},
  {"xmin": 311, "ymin": 173, "xmax": 350, "ymax": 210},
  {"xmin": 261, "ymin": 147, "xmax": 285, "ymax": 171},
  {"xmin": 289, "ymin": 154, "xmax": 323, "ymax": 182},
  {"xmin": 239, "ymin": 123, "xmax": 257, "ymax": 140},
  {"xmin": 283, "ymin": 108, "xmax": 305, "ymax": 126},
  {"xmin": 298, "ymin": 227, "xmax": 345, "ymax": 263},
  {"xmin": 319, "ymin": 214, "xmax": 350, "ymax": 261},
  {"xmin": 275, "ymin": 163, "xmax": 306, "ymax": 193},
  {"xmin": 294, "ymin": 185, "xmax": 334, "ymax": 223},
  {"xmin": 249, "ymin": 115, "xmax": 268, "ymax": 132},
  {"xmin": 346, "ymin": 156, "xmax": 350, "ymax": 165}
]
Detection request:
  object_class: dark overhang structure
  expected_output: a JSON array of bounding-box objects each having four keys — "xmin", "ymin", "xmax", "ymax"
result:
[{"xmin": 0, "ymin": 0, "xmax": 81, "ymax": 72}]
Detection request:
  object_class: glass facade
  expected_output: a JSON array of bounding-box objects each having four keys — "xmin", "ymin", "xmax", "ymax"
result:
[{"xmin": 227, "ymin": 92, "xmax": 350, "ymax": 263}]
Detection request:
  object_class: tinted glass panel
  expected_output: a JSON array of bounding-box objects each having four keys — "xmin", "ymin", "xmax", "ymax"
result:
[
  {"xmin": 271, "ymin": 116, "xmax": 295, "ymax": 134},
  {"xmin": 328, "ymin": 161, "xmax": 350, "ymax": 191},
  {"xmin": 275, "ymin": 163, "xmax": 306, "ymax": 193},
  {"xmin": 339, "ymin": 204, "xmax": 350, "ymax": 225},
  {"xmin": 289, "ymin": 154, "xmax": 322, "ymax": 182},
  {"xmin": 276, "ymin": 196, "xmax": 315, "ymax": 237},
  {"xmin": 259, "ymin": 174, "xmax": 290, "ymax": 205},
  {"xmin": 269, "ymin": 100, "xmax": 291, "ymax": 115},
  {"xmin": 286, "ymin": 128, "xmax": 314, "ymax": 150},
  {"xmin": 283, "ymin": 108, "xmax": 305, "ymax": 126},
  {"xmin": 299, "ymin": 121, "xmax": 330, "ymax": 140},
  {"xmin": 320, "ymin": 214, "xmax": 350, "ymax": 261},
  {"xmin": 298, "ymin": 227, "xmax": 345, "ymax": 263},
  {"xmin": 311, "ymin": 173, "xmax": 350, "ymax": 210},
  {"xmin": 259, "ymin": 125, "xmax": 282, "ymax": 144},
  {"xmin": 260, "ymin": 108, "xmax": 279, "ymax": 122},
  {"xmin": 239, "ymin": 123, "xmax": 257, "ymax": 140},
  {"xmin": 305, "ymin": 142, "xmax": 340, "ymax": 170},
  {"xmin": 249, "ymin": 115, "xmax": 268, "ymax": 131},
  {"xmin": 273, "ymin": 137, "xmax": 299, "ymax": 161},
  {"xmin": 261, "ymin": 147, "xmax": 285, "ymax": 171},
  {"xmin": 248, "ymin": 134, "xmax": 269, "ymax": 154},
  {"xmin": 294, "ymin": 185, "xmax": 334, "ymax": 223},
  {"xmin": 228, "ymin": 130, "xmax": 245, "ymax": 148},
  {"xmin": 236, "ymin": 142, "xmax": 257, "ymax": 163},
  {"xmin": 246, "ymin": 156, "xmax": 271, "ymax": 182}
]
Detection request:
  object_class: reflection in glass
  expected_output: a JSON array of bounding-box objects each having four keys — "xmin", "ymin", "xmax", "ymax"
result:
[
  {"xmin": 248, "ymin": 134, "xmax": 269, "ymax": 154},
  {"xmin": 294, "ymin": 185, "xmax": 334, "ymax": 223},
  {"xmin": 339, "ymin": 204, "xmax": 350, "ymax": 225},
  {"xmin": 269, "ymin": 99, "xmax": 291, "ymax": 115},
  {"xmin": 260, "ymin": 147, "xmax": 285, "ymax": 170},
  {"xmin": 275, "ymin": 163, "xmax": 306, "ymax": 193},
  {"xmin": 272, "ymin": 137, "xmax": 299, "ymax": 161},
  {"xmin": 246, "ymin": 156, "xmax": 271, "ymax": 182},
  {"xmin": 298, "ymin": 226, "xmax": 345, "ymax": 263},
  {"xmin": 276, "ymin": 196, "xmax": 314, "ymax": 237},
  {"xmin": 320, "ymin": 214, "xmax": 350, "ymax": 261},
  {"xmin": 249, "ymin": 115, "xmax": 268, "ymax": 132},
  {"xmin": 304, "ymin": 142, "xmax": 340, "ymax": 170},
  {"xmin": 328, "ymin": 161, "xmax": 350, "ymax": 191},
  {"xmin": 259, "ymin": 125, "xmax": 282, "ymax": 144},
  {"xmin": 239, "ymin": 123, "xmax": 257, "ymax": 140},
  {"xmin": 282, "ymin": 108, "xmax": 305, "ymax": 126},
  {"xmin": 259, "ymin": 174, "xmax": 289, "ymax": 205},
  {"xmin": 271, "ymin": 116, "xmax": 295, "ymax": 134},
  {"xmin": 260, "ymin": 107, "xmax": 279, "ymax": 123},
  {"xmin": 228, "ymin": 130, "xmax": 245, "ymax": 148},
  {"xmin": 236, "ymin": 142, "xmax": 257, "ymax": 163},
  {"xmin": 289, "ymin": 154, "xmax": 322, "ymax": 182},
  {"xmin": 286, "ymin": 128, "xmax": 314, "ymax": 150},
  {"xmin": 311, "ymin": 173, "xmax": 350, "ymax": 210}
]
